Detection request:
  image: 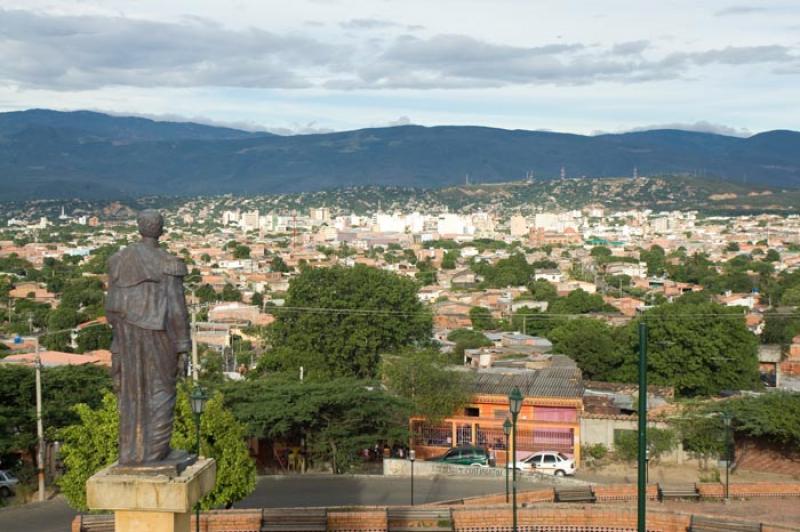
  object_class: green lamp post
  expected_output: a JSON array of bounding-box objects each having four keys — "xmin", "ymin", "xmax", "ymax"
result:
[
  {"xmin": 508, "ymin": 386, "xmax": 523, "ymax": 532},
  {"xmin": 503, "ymin": 418, "xmax": 512, "ymax": 504}
]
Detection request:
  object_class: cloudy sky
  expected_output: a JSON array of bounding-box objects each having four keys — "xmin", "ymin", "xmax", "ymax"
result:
[{"xmin": 1, "ymin": 0, "xmax": 798, "ymax": 135}]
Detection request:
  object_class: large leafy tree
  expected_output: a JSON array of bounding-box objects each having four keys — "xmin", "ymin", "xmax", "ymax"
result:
[
  {"xmin": 616, "ymin": 301, "xmax": 760, "ymax": 396},
  {"xmin": 382, "ymin": 348, "xmax": 472, "ymax": 423},
  {"xmin": 526, "ymin": 279, "xmax": 557, "ymax": 303},
  {"xmin": 639, "ymin": 245, "xmax": 666, "ymax": 277},
  {"xmin": 471, "ymin": 253, "xmax": 534, "ymax": 288},
  {"xmin": 267, "ymin": 265, "xmax": 431, "ymax": 379},
  {"xmin": 0, "ymin": 364, "xmax": 111, "ymax": 460},
  {"xmin": 222, "ymin": 376, "xmax": 409, "ymax": 473},
  {"xmin": 57, "ymin": 394, "xmax": 119, "ymax": 510},
  {"xmin": 58, "ymin": 386, "xmax": 255, "ymax": 511},
  {"xmin": 547, "ymin": 318, "xmax": 624, "ymax": 380},
  {"xmin": 446, "ymin": 329, "xmax": 492, "ymax": 362},
  {"xmin": 469, "ymin": 306, "xmax": 496, "ymax": 331},
  {"xmin": 76, "ymin": 324, "xmax": 113, "ymax": 353},
  {"xmin": 548, "ymin": 289, "xmax": 615, "ymax": 314}
]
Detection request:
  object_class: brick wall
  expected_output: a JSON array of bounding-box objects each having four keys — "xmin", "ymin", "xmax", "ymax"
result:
[
  {"xmin": 452, "ymin": 506, "xmax": 691, "ymax": 532},
  {"xmin": 593, "ymin": 484, "xmax": 659, "ymax": 502},
  {"xmin": 192, "ymin": 510, "xmax": 262, "ymax": 532},
  {"xmin": 328, "ymin": 510, "xmax": 387, "ymax": 531},
  {"xmin": 736, "ymin": 438, "xmax": 800, "ymax": 476},
  {"xmin": 697, "ymin": 482, "xmax": 800, "ymax": 499},
  {"xmin": 72, "ymin": 511, "xmax": 263, "ymax": 532}
]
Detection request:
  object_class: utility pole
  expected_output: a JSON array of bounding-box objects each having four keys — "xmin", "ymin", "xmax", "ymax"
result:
[
  {"xmin": 637, "ymin": 322, "xmax": 648, "ymax": 532},
  {"xmin": 35, "ymin": 338, "xmax": 45, "ymax": 502},
  {"xmin": 191, "ymin": 288, "xmax": 199, "ymax": 383}
]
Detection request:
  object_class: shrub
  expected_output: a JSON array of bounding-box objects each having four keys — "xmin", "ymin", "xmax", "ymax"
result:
[{"xmin": 613, "ymin": 427, "xmax": 676, "ymax": 462}]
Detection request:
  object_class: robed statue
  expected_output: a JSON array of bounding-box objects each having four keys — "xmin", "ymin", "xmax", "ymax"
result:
[{"xmin": 106, "ymin": 210, "xmax": 192, "ymax": 470}]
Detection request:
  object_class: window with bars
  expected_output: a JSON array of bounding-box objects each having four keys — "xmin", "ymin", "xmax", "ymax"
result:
[{"xmin": 411, "ymin": 421, "xmax": 452, "ymax": 447}]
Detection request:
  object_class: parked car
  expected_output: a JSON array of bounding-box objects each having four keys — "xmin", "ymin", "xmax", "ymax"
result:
[
  {"xmin": 429, "ymin": 446, "xmax": 493, "ymax": 467},
  {"xmin": 508, "ymin": 451, "xmax": 576, "ymax": 476},
  {"xmin": 0, "ymin": 470, "xmax": 19, "ymax": 498}
]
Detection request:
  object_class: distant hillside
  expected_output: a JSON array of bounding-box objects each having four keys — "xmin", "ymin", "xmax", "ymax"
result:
[
  {"xmin": 0, "ymin": 109, "xmax": 798, "ymax": 199},
  {"xmin": 0, "ymin": 109, "xmax": 267, "ymax": 143}
]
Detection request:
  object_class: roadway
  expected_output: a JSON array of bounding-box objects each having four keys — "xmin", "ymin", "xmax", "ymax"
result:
[{"xmin": 0, "ymin": 474, "xmax": 535, "ymax": 532}]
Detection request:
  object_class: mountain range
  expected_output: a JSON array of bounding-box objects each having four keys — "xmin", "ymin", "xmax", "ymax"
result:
[{"xmin": 1, "ymin": 109, "xmax": 798, "ymax": 200}]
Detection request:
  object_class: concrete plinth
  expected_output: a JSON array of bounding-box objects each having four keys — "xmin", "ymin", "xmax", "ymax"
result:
[{"xmin": 87, "ymin": 458, "xmax": 216, "ymax": 532}]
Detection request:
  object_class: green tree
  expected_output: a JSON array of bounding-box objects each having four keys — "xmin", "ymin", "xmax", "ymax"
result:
[
  {"xmin": 270, "ymin": 256, "xmax": 290, "ymax": 273},
  {"xmin": 526, "ymin": 279, "xmax": 557, "ymax": 302},
  {"xmin": 617, "ymin": 301, "xmax": 760, "ymax": 396},
  {"xmin": 266, "ymin": 265, "xmax": 432, "ymax": 379},
  {"xmin": 590, "ymin": 246, "xmax": 612, "ymax": 260},
  {"xmin": 250, "ymin": 291, "xmax": 264, "ymax": 309},
  {"xmin": 441, "ymin": 250, "xmax": 459, "ymax": 270},
  {"xmin": 781, "ymin": 286, "xmax": 800, "ymax": 307},
  {"xmin": 0, "ymin": 364, "xmax": 111, "ymax": 462},
  {"xmin": 82, "ymin": 244, "xmax": 121, "ymax": 275},
  {"xmin": 222, "ymin": 376, "xmax": 409, "ymax": 474},
  {"xmin": 76, "ymin": 324, "xmax": 113, "ymax": 353},
  {"xmin": 43, "ymin": 307, "xmax": 80, "ymax": 351},
  {"xmin": 547, "ymin": 318, "xmax": 623, "ymax": 380},
  {"xmin": 549, "ymin": 289, "xmax": 614, "ymax": 314},
  {"xmin": 471, "ymin": 253, "xmax": 534, "ymax": 288},
  {"xmin": 614, "ymin": 427, "xmax": 676, "ymax": 462},
  {"xmin": 446, "ymin": 329, "xmax": 492, "ymax": 361},
  {"xmin": 677, "ymin": 413, "xmax": 727, "ymax": 468},
  {"xmin": 726, "ymin": 242, "xmax": 740, "ymax": 252},
  {"xmin": 233, "ymin": 245, "xmax": 251, "ymax": 260},
  {"xmin": 765, "ymin": 249, "xmax": 781, "ymax": 263},
  {"xmin": 58, "ymin": 387, "xmax": 256, "ymax": 511},
  {"xmin": 195, "ymin": 283, "xmax": 218, "ymax": 304},
  {"xmin": 724, "ymin": 391, "xmax": 800, "ymax": 447},
  {"xmin": 640, "ymin": 245, "xmax": 666, "ymax": 276},
  {"xmin": 221, "ymin": 283, "xmax": 242, "ymax": 302},
  {"xmin": 61, "ymin": 277, "xmax": 105, "ymax": 310},
  {"xmin": 469, "ymin": 306, "xmax": 496, "ymax": 331},
  {"xmin": 382, "ymin": 348, "xmax": 472, "ymax": 422},
  {"xmin": 171, "ymin": 387, "xmax": 257, "ymax": 509},
  {"xmin": 761, "ymin": 311, "xmax": 800, "ymax": 346},
  {"xmin": 58, "ymin": 394, "xmax": 119, "ymax": 510}
]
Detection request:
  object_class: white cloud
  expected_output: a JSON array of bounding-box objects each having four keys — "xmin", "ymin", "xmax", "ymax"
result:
[
  {"xmin": 610, "ymin": 121, "xmax": 753, "ymax": 137},
  {"xmin": 0, "ymin": 1, "xmax": 798, "ymax": 134}
]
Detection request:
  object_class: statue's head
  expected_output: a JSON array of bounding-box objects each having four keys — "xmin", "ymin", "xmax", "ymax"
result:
[{"xmin": 137, "ymin": 210, "xmax": 164, "ymax": 239}]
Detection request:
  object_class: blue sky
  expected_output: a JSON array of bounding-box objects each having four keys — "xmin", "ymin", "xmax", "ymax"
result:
[{"xmin": 1, "ymin": 0, "xmax": 798, "ymax": 135}]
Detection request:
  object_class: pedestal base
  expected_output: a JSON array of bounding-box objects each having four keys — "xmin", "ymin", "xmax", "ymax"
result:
[{"xmin": 87, "ymin": 458, "xmax": 216, "ymax": 532}]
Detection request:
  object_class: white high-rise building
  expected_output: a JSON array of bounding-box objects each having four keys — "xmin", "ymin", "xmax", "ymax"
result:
[{"xmin": 509, "ymin": 215, "xmax": 528, "ymax": 237}]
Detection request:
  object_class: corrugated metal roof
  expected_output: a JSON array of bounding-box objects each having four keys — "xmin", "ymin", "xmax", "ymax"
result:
[{"xmin": 469, "ymin": 367, "xmax": 582, "ymax": 399}]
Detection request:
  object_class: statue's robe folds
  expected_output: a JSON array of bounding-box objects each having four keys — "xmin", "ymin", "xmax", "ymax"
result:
[{"xmin": 105, "ymin": 242, "xmax": 191, "ymax": 466}]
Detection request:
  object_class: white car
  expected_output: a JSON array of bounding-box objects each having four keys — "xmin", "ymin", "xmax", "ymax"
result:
[
  {"xmin": 507, "ymin": 451, "xmax": 576, "ymax": 476},
  {"xmin": 0, "ymin": 470, "xmax": 19, "ymax": 498}
]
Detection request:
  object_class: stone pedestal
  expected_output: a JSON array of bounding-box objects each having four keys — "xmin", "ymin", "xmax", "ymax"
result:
[{"xmin": 87, "ymin": 458, "xmax": 216, "ymax": 532}]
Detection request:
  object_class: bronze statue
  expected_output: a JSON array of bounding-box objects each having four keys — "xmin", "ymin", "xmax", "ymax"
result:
[{"xmin": 106, "ymin": 210, "xmax": 192, "ymax": 472}]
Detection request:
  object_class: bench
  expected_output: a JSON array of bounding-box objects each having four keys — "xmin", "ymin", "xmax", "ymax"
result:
[
  {"xmin": 658, "ymin": 483, "xmax": 700, "ymax": 501},
  {"xmin": 262, "ymin": 508, "xmax": 328, "ymax": 532},
  {"xmin": 387, "ymin": 507, "xmax": 452, "ymax": 532},
  {"xmin": 77, "ymin": 515, "xmax": 114, "ymax": 532},
  {"xmin": 554, "ymin": 486, "xmax": 596, "ymax": 503},
  {"xmin": 689, "ymin": 514, "xmax": 762, "ymax": 532}
]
